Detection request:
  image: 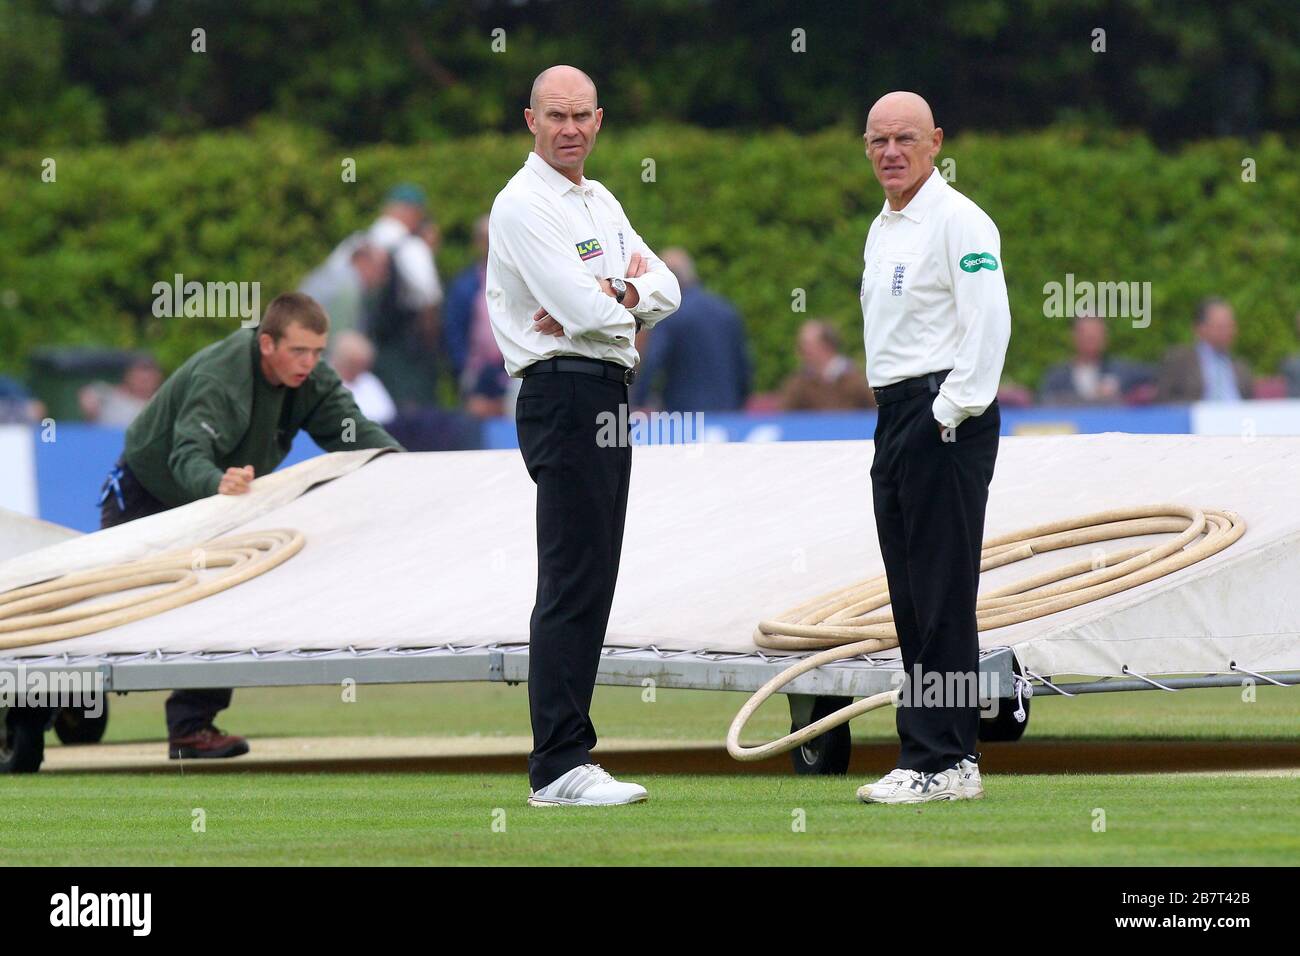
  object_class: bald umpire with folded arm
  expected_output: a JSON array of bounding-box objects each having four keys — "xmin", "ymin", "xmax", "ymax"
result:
[
  {"xmin": 856, "ymin": 92, "xmax": 1011, "ymax": 805},
  {"xmin": 487, "ymin": 65, "xmax": 680, "ymax": 807}
]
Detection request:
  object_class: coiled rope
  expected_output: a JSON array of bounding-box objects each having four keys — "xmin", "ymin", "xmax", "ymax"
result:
[
  {"xmin": 727, "ymin": 505, "xmax": 1245, "ymax": 762},
  {"xmin": 0, "ymin": 530, "xmax": 304, "ymax": 651}
]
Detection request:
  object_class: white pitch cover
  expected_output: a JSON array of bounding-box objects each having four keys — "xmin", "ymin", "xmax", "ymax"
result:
[
  {"xmin": 0, "ymin": 507, "xmax": 80, "ymax": 562},
  {"xmin": 1, "ymin": 436, "xmax": 1297, "ymax": 680}
]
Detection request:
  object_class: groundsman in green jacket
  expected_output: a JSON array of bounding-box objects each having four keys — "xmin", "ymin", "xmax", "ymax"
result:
[{"xmin": 124, "ymin": 292, "xmax": 403, "ymax": 507}]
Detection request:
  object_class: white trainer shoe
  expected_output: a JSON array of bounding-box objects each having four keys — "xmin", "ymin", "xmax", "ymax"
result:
[
  {"xmin": 857, "ymin": 758, "xmax": 984, "ymax": 804},
  {"xmin": 953, "ymin": 756, "xmax": 984, "ymax": 799},
  {"xmin": 856, "ymin": 767, "xmax": 918, "ymax": 803},
  {"xmin": 527, "ymin": 763, "xmax": 648, "ymax": 807}
]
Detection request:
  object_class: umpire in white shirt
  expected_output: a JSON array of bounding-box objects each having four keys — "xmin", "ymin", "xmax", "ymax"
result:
[
  {"xmin": 855, "ymin": 92, "xmax": 1011, "ymax": 805},
  {"xmin": 486, "ymin": 66, "xmax": 680, "ymax": 807}
]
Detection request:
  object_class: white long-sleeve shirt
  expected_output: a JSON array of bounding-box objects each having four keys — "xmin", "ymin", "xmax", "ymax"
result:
[
  {"xmin": 486, "ymin": 152, "xmax": 680, "ymax": 376},
  {"xmin": 860, "ymin": 167, "xmax": 1011, "ymax": 428},
  {"xmin": 339, "ymin": 369, "xmax": 397, "ymax": 425},
  {"xmin": 370, "ymin": 215, "xmax": 443, "ymax": 311}
]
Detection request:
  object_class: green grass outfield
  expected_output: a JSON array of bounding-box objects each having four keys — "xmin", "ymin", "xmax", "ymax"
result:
[
  {"xmin": 75, "ymin": 678, "xmax": 1300, "ymax": 744},
  {"xmin": 1, "ymin": 772, "xmax": 1296, "ymax": 866},
  {"xmin": 2, "ymin": 681, "xmax": 1296, "ymax": 865}
]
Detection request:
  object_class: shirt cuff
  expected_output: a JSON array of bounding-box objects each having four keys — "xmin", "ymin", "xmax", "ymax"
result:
[
  {"xmin": 932, "ymin": 391, "xmax": 970, "ymax": 430},
  {"xmin": 623, "ymin": 277, "xmax": 667, "ymax": 326},
  {"xmin": 578, "ymin": 316, "xmax": 637, "ymax": 347}
]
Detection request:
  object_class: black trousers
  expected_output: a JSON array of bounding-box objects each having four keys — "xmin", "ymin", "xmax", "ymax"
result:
[
  {"xmin": 99, "ymin": 460, "xmax": 234, "ymax": 737},
  {"xmin": 515, "ymin": 368, "xmax": 632, "ymax": 790},
  {"xmin": 870, "ymin": 382, "xmax": 1000, "ymax": 772}
]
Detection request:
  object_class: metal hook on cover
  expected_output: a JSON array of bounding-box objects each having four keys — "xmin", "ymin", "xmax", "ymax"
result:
[
  {"xmin": 1022, "ymin": 669, "xmax": 1076, "ymax": 698},
  {"xmin": 1120, "ymin": 665, "xmax": 1179, "ymax": 692},
  {"xmin": 1228, "ymin": 661, "xmax": 1287, "ymax": 688}
]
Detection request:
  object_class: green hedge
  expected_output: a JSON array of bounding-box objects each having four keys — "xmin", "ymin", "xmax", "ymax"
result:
[{"xmin": 2, "ymin": 121, "xmax": 1297, "ymax": 396}]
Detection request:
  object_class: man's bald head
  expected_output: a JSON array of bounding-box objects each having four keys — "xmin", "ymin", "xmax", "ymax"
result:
[
  {"xmin": 864, "ymin": 91, "xmax": 943, "ymax": 210},
  {"xmin": 866, "ymin": 91, "xmax": 935, "ymax": 135},
  {"xmin": 530, "ymin": 65, "xmax": 598, "ymax": 112},
  {"xmin": 525, "ymin": 65, "xmax": 603, "ymax": 183}
]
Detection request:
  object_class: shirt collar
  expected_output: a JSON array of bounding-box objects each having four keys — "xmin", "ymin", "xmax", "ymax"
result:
[
  {"xmin": 877, "ymin": 167, "xmax": 945, "ymax": 224},
  {"xmin": 525, "ymin": 151, "xmax": 589, "ymax": 196}
]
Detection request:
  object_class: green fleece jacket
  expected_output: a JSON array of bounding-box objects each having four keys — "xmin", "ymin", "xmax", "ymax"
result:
[{"xmin": 123, "ymin": 328, "xmax": 402, "ymax": 507}]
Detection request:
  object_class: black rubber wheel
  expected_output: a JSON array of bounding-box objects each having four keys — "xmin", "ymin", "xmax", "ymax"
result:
[
  {"xmin": 979, "ymin": 691, "xmax": 1030, "ymax": 742},
  {"xmin": 54, "ymin": 698, "xmax": 110, "ymax": 745},
  {"xmin": 789, "ymin": 695, "xmax": 853, "ymax": 775},
  {"xmin": 0, "ymin": 705, "xmax": 52, "ymax": 773}
]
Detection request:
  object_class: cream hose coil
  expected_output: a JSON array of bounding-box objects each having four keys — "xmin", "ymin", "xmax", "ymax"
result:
[
  {"xmin": 727, "ymin": 506, "xmax": 1245, "ymax": 761},
  {"xmin": 0, "ymin": 530, "xmax": 304, "ymax": 651}
]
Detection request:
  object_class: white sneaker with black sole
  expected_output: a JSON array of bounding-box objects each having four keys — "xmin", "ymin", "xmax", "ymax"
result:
[
  {"xmin": 857, "ymin": 757, "xmax": 984, "ymax": 804},
  {"xmin": 528, "ymin": 763, "xmax": 648, "ymax": 807}
]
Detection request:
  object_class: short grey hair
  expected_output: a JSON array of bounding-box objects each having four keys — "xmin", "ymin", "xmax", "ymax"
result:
[{"xmin": 660, "ymin": 247, "xmax": 697, "ymax": 288}]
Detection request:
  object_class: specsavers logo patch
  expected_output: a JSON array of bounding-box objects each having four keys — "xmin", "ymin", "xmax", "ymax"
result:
[
  {"xmin": 576, "ymin": 238, "xmax": 603, "ymax": 261},
  {"xmin": 959, "ymin": 252, "xmax": 998, "ymax": 273}
]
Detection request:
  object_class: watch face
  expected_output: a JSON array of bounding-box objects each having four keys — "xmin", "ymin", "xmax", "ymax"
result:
[{"xmin": 611, "ymin": 278, "xmax": 627, "ymax": 293}]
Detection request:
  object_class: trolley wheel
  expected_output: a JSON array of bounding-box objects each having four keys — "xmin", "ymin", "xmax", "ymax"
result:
[
  {"xmin": 979, "ymin": 692, "xmax": 1030, "ymax": 742},
  {"xmin": 54, "ymin": 698, "xmax": 110, "ymax": 745},
  {"xmin": 789, "ymin": 695, "xmax": 853, "ymax": 775},
  {"xmin": 0, "ymin": 705, "xmax": 52, "ymax": 774}
]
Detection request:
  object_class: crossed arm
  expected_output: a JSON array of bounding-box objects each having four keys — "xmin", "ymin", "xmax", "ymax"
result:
[{"xmin": 531, "ymin": 252, "xmax": 650, "ymax": 336}]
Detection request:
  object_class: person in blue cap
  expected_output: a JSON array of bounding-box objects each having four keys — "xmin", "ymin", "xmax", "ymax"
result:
[{"xmin": 366, "ymin": 184, "xmax": 445, "ymax": 408}]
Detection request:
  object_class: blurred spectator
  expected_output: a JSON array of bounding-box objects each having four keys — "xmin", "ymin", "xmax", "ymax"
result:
[
  {"xmin": 367, "ymin": 184, "xmax": 444, "ymax": 409},
  {"xmin": 77, "ymin": 355, "xmax": 163, "ymax": 426},
  {"xmin": 299, "ymin": 236, "xmax": 390, "ymax": 342},
  {"xmin": 330, "ymin": 331, "xmax": 396, "ymax": 426},
  {"xmin": 464, "ymin": 363, "xmax": 512, "ymax": 419},
  {"xmin": 0, "ymin": 376, "xmax": 45, "ymax": 424},
  {"xmin": 443, "ymin": 214, "xmax": 504, "ymax": 395},
  {"xmin": 1157, "ymin": 297, "xmax": 1253, "ymax": 402},
  {"xmin": 780, "ymin": 320, "xmax": 875, "ymax": 410},
  {"xmin": 630, "ymin": 248, "xmax": 750, "ymax": 412},
  {"xmin": 995, "ymin": 382, "xmax": 1036, "ymax": 408},
  {"xmin": 1280, "ymin": 312, "xmax": 1300, "ymax": 398},
  {"xmin": 1039, "ymin": 315, "xmax": 1152, "ymax": 405}
]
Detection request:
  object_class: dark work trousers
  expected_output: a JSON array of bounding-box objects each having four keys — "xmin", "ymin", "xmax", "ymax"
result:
[
  {"xmin": 99, "ymin": 460, "xmax": 234, "ymax": 737},
  {"xmin": 515, "ymin": 367, "xmax": 632, "ymax": 790},
  {"xmin": 870, "ymin": 379, "xmax": 1000, "ymax": 773}
]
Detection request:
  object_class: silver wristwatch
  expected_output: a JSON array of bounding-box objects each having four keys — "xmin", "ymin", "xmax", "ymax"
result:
[{"xmin": 609, "ymin": 277, "xmax": 628, "ymax": 304}]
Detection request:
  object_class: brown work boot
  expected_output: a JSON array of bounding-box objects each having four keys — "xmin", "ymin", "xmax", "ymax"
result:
[{"xmin": 168, "ymin": 725, "xmax": 250, "ymax": 760}]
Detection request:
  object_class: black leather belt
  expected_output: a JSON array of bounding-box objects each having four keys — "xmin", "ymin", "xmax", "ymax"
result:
[
  {"xmin": 872, "ymin": 369, "xmax": 951, "ymax": 406},
  {"xmin": 522, "ymin": 356, "xmax": 636, "ymax": 386}
]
